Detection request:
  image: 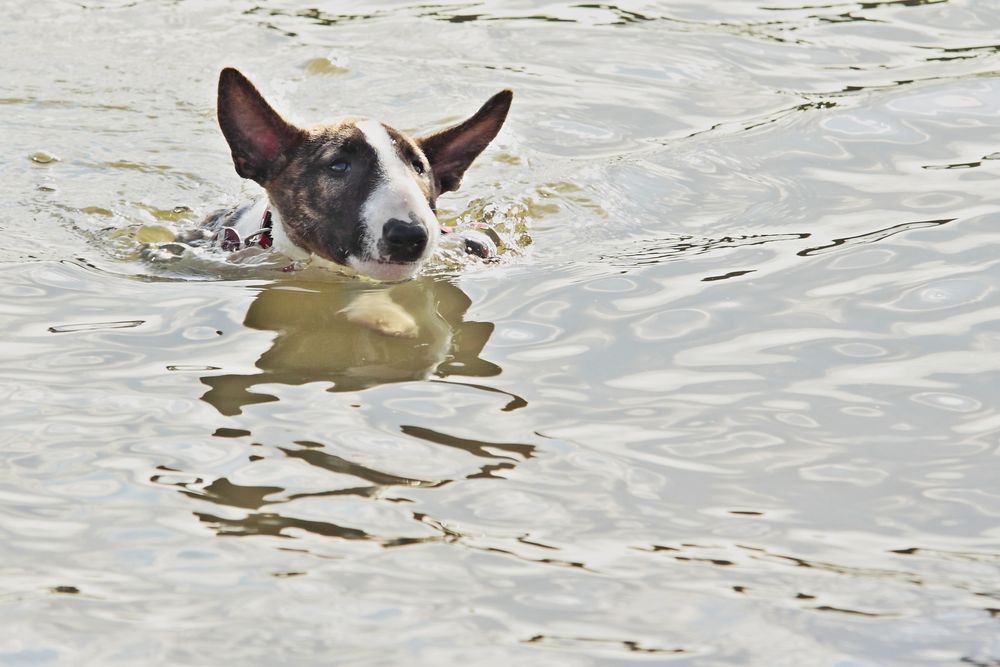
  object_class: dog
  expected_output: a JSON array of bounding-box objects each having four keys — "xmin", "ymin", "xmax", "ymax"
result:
[{"xmin": 202, "ymin": 67, "xmax": 512, "ymax": 282}]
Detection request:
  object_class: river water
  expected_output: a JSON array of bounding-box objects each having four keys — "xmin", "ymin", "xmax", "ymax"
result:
[{"xmin": 2, "ymin": 1, "xmax": 1000, "ymax": 665}]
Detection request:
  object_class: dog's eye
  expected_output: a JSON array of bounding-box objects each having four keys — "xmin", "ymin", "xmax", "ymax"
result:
[
  {"xmin": 330, "ymin": 160, "xmax": 351, "ymax": 174},
  {"xmin": 411, "ymin": 160, "xmax": 425, "ymax": 175}
]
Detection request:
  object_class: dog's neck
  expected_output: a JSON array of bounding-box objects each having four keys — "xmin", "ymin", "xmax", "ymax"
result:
[{"xmin": 222, "ymin": 197, "xmax": 308, "ymax": 261}]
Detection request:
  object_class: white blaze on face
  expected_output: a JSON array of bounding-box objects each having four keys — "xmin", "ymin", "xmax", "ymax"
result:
[{"xmin": 351, "ymin": 119, "xmax": 439, "ymax": 281}]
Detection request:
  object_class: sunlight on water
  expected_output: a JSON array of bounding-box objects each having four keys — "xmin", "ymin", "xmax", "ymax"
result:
[{"xmin": 2, "ymin": 1, "xmax": 1000, "ymax": 665}]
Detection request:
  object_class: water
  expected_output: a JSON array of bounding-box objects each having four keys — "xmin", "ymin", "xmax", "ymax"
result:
[{"xmin": 2, "ymin": 1, "xmax": 1000, "ymax": 664}]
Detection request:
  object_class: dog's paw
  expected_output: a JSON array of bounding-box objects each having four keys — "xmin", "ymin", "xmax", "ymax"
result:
[
  {"xmin": 140, "ymin": 242, "xmax": 187, "ymax": 262},
  {"xmin": 448, "ymin": 228, "xmax": 498, "ymax": 260},
  {"xmin": 342, "ymin": 291, "xmax": 419, "ymax": 338}
]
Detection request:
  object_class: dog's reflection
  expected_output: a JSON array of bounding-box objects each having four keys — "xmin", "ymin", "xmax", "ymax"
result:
[{"xmin": 201, "ymin": 276, "xmax": 498, "ymax": 415}]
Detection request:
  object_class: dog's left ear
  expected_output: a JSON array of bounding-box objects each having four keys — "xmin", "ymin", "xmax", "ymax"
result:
[{"xmin": 418, "ymin": 90, "xmax": 513, "ymax": 194}]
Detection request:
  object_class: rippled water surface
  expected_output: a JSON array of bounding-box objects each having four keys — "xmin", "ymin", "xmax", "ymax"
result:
[{"xmin": 3, "ymin": 1, "xmax": 1000, "ymax": 665}]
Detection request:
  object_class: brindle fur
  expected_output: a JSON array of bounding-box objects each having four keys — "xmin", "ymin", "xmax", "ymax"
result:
[
  {"xmin": 214, "ymin": 67, "xmax": 512, "ymax": 276},
  {"xmin": 266, "ymin": 123, "xmax": 381, "ymax": 265}
]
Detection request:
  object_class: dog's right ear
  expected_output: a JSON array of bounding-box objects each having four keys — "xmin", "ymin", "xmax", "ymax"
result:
[{"xmin": 217, "ymin": 68, "xmax": 305, "ymax": 184}]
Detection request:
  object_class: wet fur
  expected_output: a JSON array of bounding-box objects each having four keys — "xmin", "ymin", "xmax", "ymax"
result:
[{"xmin": 214, "ymin": 67, "xmax": 512, "ymax": 282}]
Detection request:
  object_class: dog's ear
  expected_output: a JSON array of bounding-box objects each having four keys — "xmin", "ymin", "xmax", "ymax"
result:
[
  {"xmin": 217, "ymin": 68, "xmax": 305, "ymax": 183},
  {"xmin": 418, "ymin": 90, "xmax": 512, "ymax": 194}
]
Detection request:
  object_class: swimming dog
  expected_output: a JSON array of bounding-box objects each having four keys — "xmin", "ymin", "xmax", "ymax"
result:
[{"xmin": 204, "ymin": 67, "xmax": 512, "ymax": 282}]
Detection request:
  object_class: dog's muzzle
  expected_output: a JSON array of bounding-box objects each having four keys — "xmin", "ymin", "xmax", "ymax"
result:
[{"xmin": 381, "ymin": 218, "xmax": 428, "ymax": 263}]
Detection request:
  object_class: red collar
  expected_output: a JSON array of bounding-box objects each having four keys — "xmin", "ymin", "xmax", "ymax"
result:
[{"xmin": 217, "ymin": 209, "xmax": 273, "ymax": 251}]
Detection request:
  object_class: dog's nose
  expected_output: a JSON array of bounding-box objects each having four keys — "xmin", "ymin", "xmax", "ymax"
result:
[{"xmin": 382, "ymin": 219, "xmax": 428, "ymax": 262}]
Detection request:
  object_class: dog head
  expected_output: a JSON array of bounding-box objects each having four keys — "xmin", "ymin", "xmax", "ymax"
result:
[{"xmin": 216, "ymin": 67, "xmax": 512, "ymax": 281}]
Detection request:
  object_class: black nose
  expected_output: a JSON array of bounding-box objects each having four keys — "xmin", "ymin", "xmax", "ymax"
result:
[{"xmin": 382, "ymin": 219, "xmax": 428, "ymax": 262}]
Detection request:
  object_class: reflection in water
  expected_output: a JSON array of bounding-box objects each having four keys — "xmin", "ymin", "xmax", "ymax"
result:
[
  {"xmin": 150, "ymin": 402, "xmax": 541, "ymax": 539},
  {"xmin": 284, "ymin": 442, "xmax": 444, "ymax": 489},
  {"xmin": 523, "ymin": 635, "xmax": 687, "ymax": 655},
  {"xmin": 8, "ymin": 0, "xmax": 1000, "ymax": 663},
  {"xmin": 604, "ymin": 231, "xmax": 811, "ymax": 268},
  {"xmin": 201, "ymin": 276, "xmax": 499, "ymax": 415},
  {"xmin": 194, "ymin": 510, "xmax": 383, "ymax": 541},
  {"xmin": 602, "ymin": 217, "xmax": 954, "ymax": 279},
  {"xmin": 400, "ymin": 425, "xmax": 535, "ymax": 461},
  {"xmin": 637, "ymin": 542, "xmax": 912, "ymax": 618},
  {"xmin": 154, "ymin": 429, "xmax": 536, "ymax": 544},
  {"xmin": 797, "ymin": 217, "xmax": 954, "ymax": 256},
  {"xmin": 156, "ymin": 426, "xmax": 537, "ymax": 544},
  {"xmin": 161, "ymin": 270, "xmax": 538, "ymax": 547}
]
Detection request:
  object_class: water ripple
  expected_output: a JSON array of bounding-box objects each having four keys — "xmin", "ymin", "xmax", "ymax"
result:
[{"xmin": 3, "ymin": 1, "xmax": 1000, "ymax": 665}]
